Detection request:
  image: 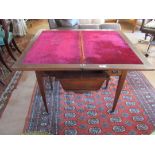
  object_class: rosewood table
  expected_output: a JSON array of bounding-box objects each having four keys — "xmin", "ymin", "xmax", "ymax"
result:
[{"xmin": 13, "ymin": 30, "xmax": 154, "ymax": 113}]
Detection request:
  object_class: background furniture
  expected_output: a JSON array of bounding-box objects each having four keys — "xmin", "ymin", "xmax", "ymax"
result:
[
  {"xmin": 79, "ymin": 24, "xmax": 100, "ymax": 29},
  {"xmin": 79, "ymin": 19, "xmax": 105, "ymax": 24},
  {"xmin": 11, "ymin": 19, "xmax": 27, "ymax": 36},
  {"xmin": 0, "ymin": 48, "xmax": 12, "ymax": 72},
  {"xmin": 48, "ymin": 19, "xmax": 79, "ymax": 29},
  {"xmin": 118, "ymin": 19, "xmax": 137, "ymax": 32},
  {"xmin": 105, "ymin": 19, "xmax": 137, "ymax": 32},
  {"xmin": 48, "ymin": 19, "xmax": 121, "ymax": 30},
  {"xmin": 0, "ymin": 19, "xmax": 22, "ymax": 61},
  {"xmin": 100, "ymin": 23, "xmax": 121, "ymax": 30},
  {"xmin": 139, "ymin": 19, "xmax": 155, "ymax": 57}
]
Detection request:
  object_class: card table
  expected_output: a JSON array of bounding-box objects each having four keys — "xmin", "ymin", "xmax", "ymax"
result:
[{"xmin": 13, "ymin": 30, "xmax": 154, "ymax": 113}]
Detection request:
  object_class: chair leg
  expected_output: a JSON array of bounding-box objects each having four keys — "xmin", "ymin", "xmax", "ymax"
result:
[
  {"xmin": 0, "ymin": 52, "xmax": 12, "ymax": 72},
  {"xmin": 4, "ymin": 44, "xmax": 16, "ymax": 61},
  {"xmin": 49, "ymin": 76, "xmax": 53, "ymax": 91},
  {"xmin": 145, "ymin": 34, "xmax": 148, "ymax": 40},
  {"xmin": 138, "ymin": 33, "xmax": 149, "ymax": 43},
  {"xmin": 104, "ymin": 79, "xmax": 110, "ymax": 89},
  {"xmin": 145, "ymin": 36, "xmax": 154, "ymax": 57},
  {"xmin": 12, "ymin": 39, "xmax": 22, "ymax": 54},
  {"xmin": 0, "ymin": 80, "xmax": 5, "ymax": 86},
  {"xmin": 10, "ymin": 43, "xmax": 16, "ymax": 51}
]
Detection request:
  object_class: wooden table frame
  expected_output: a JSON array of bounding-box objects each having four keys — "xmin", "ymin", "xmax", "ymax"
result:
[
  {"xmin": 13, "ymin": 29, "xmax": 155, "ymax": 113},
  {"xmin": 35, "ymin": 70, "xmax": 127, "ymax": 113}
]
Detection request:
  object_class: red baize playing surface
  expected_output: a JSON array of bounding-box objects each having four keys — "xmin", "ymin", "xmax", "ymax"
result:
[{"xmin": 23, "ymin": 30, "xmax": 143, "ymax": 64}]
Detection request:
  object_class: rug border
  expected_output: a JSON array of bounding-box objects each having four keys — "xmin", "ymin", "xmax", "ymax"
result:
[
  {"xmin": 0, "ymin": 71, "xmax": 23, "ymax": 118},
  {"xmin": 23, "ymin": 82, "xmax": 37, "ymax": 133},
  {"xmin": 127, "ymin": 71, "xmax": 155, "ymax": 127}
]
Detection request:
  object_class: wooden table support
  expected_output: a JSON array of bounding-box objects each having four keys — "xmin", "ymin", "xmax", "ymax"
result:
[
  {"xmin": 104, "ymin": 79, "xmax": 110, "ymax": 89},
  {"xmin": 111, "ymin": 70, "xmax": 127, "ymax": 113},
  {"xmin": 36, "ymin": 70, "xmax": 127, "ymax": 114},
  {"xmin": 35, "ymin": 71, "xmax": 49, "ymax": 113}
]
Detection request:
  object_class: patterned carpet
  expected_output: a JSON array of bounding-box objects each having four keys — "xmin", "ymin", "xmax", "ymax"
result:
[
  {"xmin": 0, "ymin": 50, "xmax": 22, "ymax": 116},
  {"xmin": 24, "ymin": 71, "xmax": 155, "ymax": 135},
  {"xmin": 0, "ymin": 33, "xmax": 34, "ymax": 116}
]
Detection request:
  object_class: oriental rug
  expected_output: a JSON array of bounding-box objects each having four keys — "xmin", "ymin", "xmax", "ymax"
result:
[
  {"xmin": 0, "ymin": 34, "xmax": 33, "ymax": 116},
  {"xmin": 24, "ymin": 71, "xmax": 155, "ymax": 135},
  {"xmin": 0, "ymin": 52, "xmax": 22, "ymax": 117}
]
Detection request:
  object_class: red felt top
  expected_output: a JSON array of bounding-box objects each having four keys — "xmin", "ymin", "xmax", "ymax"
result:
[
  {"xmin": 82, "ymin": 31, "xmax": 142, "ymax": 64},
  {"xmin": 23, "ymin": 30, "xmax": 143, "ymax": 65},
  {"xmin": 23, "ymin": 31, "xmax": 81, "ymax": 64}
]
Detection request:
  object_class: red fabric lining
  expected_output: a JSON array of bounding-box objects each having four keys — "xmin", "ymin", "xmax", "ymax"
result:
[
  {"xmin": 23, "ymin": 31, "xmax": 81, "ymax": 64},
  {"xmin": 23, "ymin": 30, "xmax": 143, "ymax": 65},
  {"xmin": 82, "ymin": 31, "xmax": 142, "ymax": 64}
]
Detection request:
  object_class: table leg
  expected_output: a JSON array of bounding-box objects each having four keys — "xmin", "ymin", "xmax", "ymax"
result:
[
  {"xmin": 104, "ymin": 79, "xmax": 110, "ymax": 89},
  {"xmin": 49, "ymin": 76, "xmax": 53, "ymax": 91},
  {"xmin": 35, "ymin": 71, "xmax": 48, "ymax": 113},
  {"xmin": 111, "ymin": 71, "xmax": 127, "ymax": 113}
]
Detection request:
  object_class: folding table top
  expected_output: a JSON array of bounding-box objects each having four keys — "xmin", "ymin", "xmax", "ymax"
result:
[{"xmin": 13, "ymin": 30, "xmax": 153, "ymax": 71}]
